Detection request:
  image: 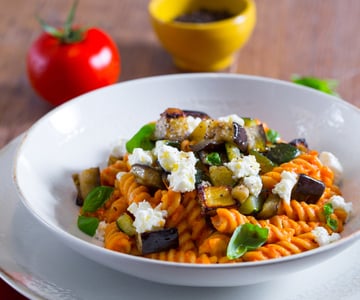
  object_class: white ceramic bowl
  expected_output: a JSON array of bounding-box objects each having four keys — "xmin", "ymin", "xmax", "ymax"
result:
[{"xmin": 14, "ymin": 74, "xmax": 360, "ymax": 287}]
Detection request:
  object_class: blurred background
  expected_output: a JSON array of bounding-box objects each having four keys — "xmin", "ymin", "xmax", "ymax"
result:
[{"xmin": 1, "ymin": 0, "xmax": 360, "ymax": 149}]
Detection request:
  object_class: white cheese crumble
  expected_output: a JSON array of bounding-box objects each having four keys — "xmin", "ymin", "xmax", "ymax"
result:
[
  {"xmin": 128, "ymin": 148, "xmax": 155, "ymax": 167},
  {"xmin": 218, "ymin": 114, "xmax": 245, "ymax": 127},
  {"xmin": 329, "ymin": 195, "xmax": 352, "ymax": 222},
  {"xmin": 128, "ymin": 201, "xmax": 167, "ymax": 234},
  {"xmin": 243, "ymin": 174, "xmax": 263, "ymax": 197},
  {"xmin": 186, "ymin": 116, "xmax": 202, "ymax": 134},
  {"xmin": 225, "ymin": 155, "xmax": 260, "ymax": 179},
  {"xmin": 94, "ymin": 221, "xmax": 107, "ymax": 242},
  {"xmin": 319, "ymin": 151, "xmax": 343, "ymax": 184},
  {"xmin": 311, "ymin": 226, "xmax": 341, "ymax": 246},
  {"xmin": 111, "ymin": 138, "xmax": 128, "ymax": 158},
  {"xmin": 155, "ymin": 141, "xmax": 198, "ymax": 192},
  {"xmin": 272, "ymin": 171, "xmax": 298, "ymax": 204}
]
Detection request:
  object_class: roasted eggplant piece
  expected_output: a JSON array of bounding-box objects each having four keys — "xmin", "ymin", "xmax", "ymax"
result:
[
  {"xmin": 257, "ymin": 193, "xmax": 281, "ymax": 219},
  {"xmin": 72, "ymin": 167, "xmax": 101, "ymax": 206},
  {"xmin": 154, "ymin": 108, "xmax": 209, "ymax": 141},
  {"xmin": 198, "ymin": 184, "xmax": 237, "ymax": 216},
  {"xmin": 233, "ymin": 122, "xmax": 248, "ymax": 152},
  {"xmin": 264, "ymin": 143, "xmax": 300, "ymax": 164},
  {"xmin": 244, "ymin": 124, "xmax": 267, "ymax": 152},
  {"xmin": 291, "ymin": 174, "xmax": 325, "ymax": 204},
  {"xmin": 289, "ymin": 138, "xmax": 309, "ymax": 152},
  {"xmin": 131, "ymin": 164, "xmax": 166, "ymax": 189},
  {"xmin": 137, "ymin": 228, "xmax": 179, "ymax": 255}
]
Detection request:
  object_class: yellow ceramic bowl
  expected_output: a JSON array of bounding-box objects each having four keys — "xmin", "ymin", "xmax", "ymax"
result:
[{"xmin": 148, "ymin": 0, "xmax": 256, "ymax": 71}]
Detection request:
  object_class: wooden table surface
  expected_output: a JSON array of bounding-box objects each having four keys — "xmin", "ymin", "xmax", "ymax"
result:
[{"xmin": 1, "ymin": 0, "xmax": 359, "ymax": 298}]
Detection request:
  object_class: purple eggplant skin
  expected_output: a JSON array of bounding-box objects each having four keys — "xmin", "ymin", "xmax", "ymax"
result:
[
  {"xmin": 137, "ymin": 228, "xmax": 179, "ymax": 255},
  {"xmin": 233, "ymin": 122, "xmax": 248, "ymax": 152},
  {"xmin": 291, "ymin": 174, "xmax": 325, "ymax": 204}
]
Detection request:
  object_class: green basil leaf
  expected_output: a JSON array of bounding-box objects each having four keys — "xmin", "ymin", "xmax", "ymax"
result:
[
  {"xmin": 227, "ymin": 223, "xmax": 269, "ymax": 260},
  {"xmin": 291, "ymin": 75, "xmax": 339, "ymax": 96},
  {"xmin": 266, "ymin": 129, "xmax": 280, "ymax": 144},
  {"xmin": 82, "ymin": 186, "xmax": 114, "ymax": 212},
  {"xmin": 126, "ymin": 123, "xmax": 156, "ymax": 153},
  {"xmin": 77, "ymin": 215, "xmax": 99, "ymax": 236},
  {"xmin": 205, "ymin": 152, "xmax": 221, "ymax": 166},
  {"xmin": 323, "ymin": 203, "xmax": 338, "ymax": 231}
]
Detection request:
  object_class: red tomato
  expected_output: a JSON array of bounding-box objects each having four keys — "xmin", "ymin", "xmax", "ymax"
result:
[{"xmin": 27, "ymin": 3, "xmax": 121, "ymax": 106}]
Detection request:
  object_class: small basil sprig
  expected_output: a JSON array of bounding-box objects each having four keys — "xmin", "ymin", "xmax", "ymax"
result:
[
  {"xmin": 82, "ymin": 186, "xmax": 114, "ymax": 213},
  {"xmin": 291, "ymin": 75, "xmax": 339, "ymax": 97},
  {"xmin": 77, "ymin": 215, "xmax": 99, "ymax": 236},
  {"xmin": 323, "ymin": 203, "xmax": 338, "ymax": 231},
  {"xmin": 126, "ymin": 123, "xmax": 156, "ymax": 153},
  {"xmin": 227, "ymin": 223, "xmax": 269, "ymax": 259},
  {"xmin": 205, "ymin": 152, "xmax": 222, "ymax": 165},
  {"xmin": 266, "ymin": 129, "xmax": 280, "ymax": 144}
]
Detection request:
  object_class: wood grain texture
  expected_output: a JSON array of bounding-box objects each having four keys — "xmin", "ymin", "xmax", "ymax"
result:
[{"xmin": 1, "ymin": 0, "xmax": 360, "ymax": 297}]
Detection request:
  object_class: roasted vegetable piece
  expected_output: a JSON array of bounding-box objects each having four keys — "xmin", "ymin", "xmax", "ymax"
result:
[
  {"xmin": 198, "ymin": 185, "xmax": 237, "ymax": 215},
  {"xmin": 244, "ymin": 124, "xmax": 267, "ymax": 152},
  {"xmin": 131, "ymin": 164, "xmax": 165, "ymax": 189},
  {"xmin": 249, "ymin": 149, "xmax": 277, "ymax": 174},
  {"xmin": 154, "ymin": 108, "xmax": 209, "ymax": 141},
  {"xmin": 232, "ymin": 122, "xmax": 248, "ymax": 152},
  {"xmin": 209, "ymin": 166, "xmax": 235, "ymax": 186},
  {"xmin": 116, "ymin": 213, "xmax": 136, "ymax": 236},
  {"xmin": 264, "ymin": 142, "xmax": 300, "ymax": 164},
  {"xmin": 238, "ymin": 195, "xmax": 263, "ymax": 215},
  {"xmin": 257, "ymin": 193, "xmax": 281, "ymax": 219},
  {"xmin": 137, "ymin": 228, "xmax": 179, "ymax": 255},
  {"xmin": 72, "ymin": 167, "xmax": 100, "ymax": 206},
  {"xmin": 289, "ymin": 138, "xmax": 309, "ymax": 152},
  {"xmin": 291, "ymin": 174, "xmax": 325, "ymax": 204}
]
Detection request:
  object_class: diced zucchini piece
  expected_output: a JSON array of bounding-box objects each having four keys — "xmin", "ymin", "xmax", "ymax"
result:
[
  {"xmin": 225, "ymin": 142, "xmax": 241, "ymax": 161},
  {"xmin": 116, "ymin": 213, "xmax": 136, "ymax": 236},
  {"xmin": 249, "ymin": 149, "xmax": 277, "ymax": 174},
  {"xmin": 264, "ymin": 143, "xmax": 300, "ymax": 164},
  {"xmin": 257, "ymin": 193, "xmax": 280, "ymax": 219},
  {"xmin": 137, "ymin": 228, "xmax": 179, "ymax": 255},
  {"xmin": 239, "ymin": 195, "xmax": 263, "ymax": 215},
  {"xmin": 209, "ymin": 166, "xmax": 235, "ymax": 186},
  {"xmin": 198, "ymin": 185, "xmax": 237, "ymax": 215}
]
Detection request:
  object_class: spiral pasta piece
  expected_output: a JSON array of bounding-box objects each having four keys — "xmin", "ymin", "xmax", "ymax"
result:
[
  {"xmin": 117, "ymin": 172, "xmax": 153, "ymax": 205},
  {"xmin": 146, "ymin": 249, "xmax": 218, "ymax": 264},
  {"xmin": 242, "ymin": 232, "xmax": 318, "ymax": 261},
  {"xmin": 101, "ymin": 160, "xmax": 129, "ymax": 186},
  {"xmin": 104, "ymin": 222, "xmax": 133, "ymax": 254},
  {"xmin": 278, "ymin": 200, "xmax": 325, "ymax": 222}
]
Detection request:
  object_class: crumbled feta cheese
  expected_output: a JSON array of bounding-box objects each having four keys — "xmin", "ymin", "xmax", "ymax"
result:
[
  {"xmin": 115, "ymin": 171, "xmax": 127, "ymax": 181},
  {"xmin": 128, "ymin": 201, "xmax": 167, "ymax": 233},
  {"xmin": 225, "ymin": 155, "xmax": 260, "ymax": 179},
  {"xmin": 329, "ymin": 195, "xmax": 352, "ymax": 222},
  {"xmin": 218, "ymin": 114, "xmax": 245, "ymax": 127},
  {"xmin": 243, "ymin": 175, "xmax": 263, "ymax": 197},
  {"xmin": 111, "ymin": 138, "xmax": 128, "ymax": 158},
  {"xmin": 319, "ymin": 151, "xmax": 343, "ymax": 184},
  {"xmin": 128, "ymin": 148, "xmax": 155, "ymax": 167},
  {"xmin": 272, "ymin": 171, "xmax": 298, "ymax": 204},
  {"xmin": 94, "ymin": 221, "xmax": 107, "ymax": 242},
  {"xmin": 312, "ymin": 226, "xmax": 341, "ymax": 246},
  {"xmin": 155, "ymin": 141, "xmax": 198, "ymax": 192},
  {"xmin": 186, "ymin": 116, "xmax": 202, "ymax": 134}
]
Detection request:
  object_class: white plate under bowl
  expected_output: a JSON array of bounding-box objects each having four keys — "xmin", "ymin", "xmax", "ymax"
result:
[{"xmin": 13, "ymin": 73, "xmax": 360, "ymax": 287}]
